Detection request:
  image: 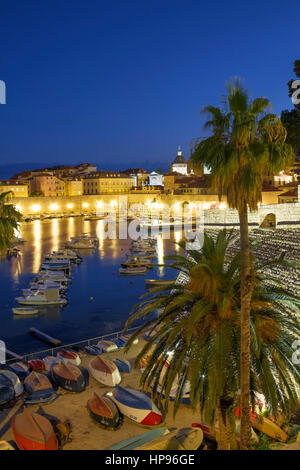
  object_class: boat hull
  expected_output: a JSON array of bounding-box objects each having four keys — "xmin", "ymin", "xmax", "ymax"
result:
[
  {"xmin": 51, "ymin": 366, "xmax": 87, "ymax": 393},
  {"xmin": 109, "ymin": 386, "xmax": 162, "ymax": 425},
  {"xmin": 87, "ymin": 395, "xmax": 121, "ymax": 429}
]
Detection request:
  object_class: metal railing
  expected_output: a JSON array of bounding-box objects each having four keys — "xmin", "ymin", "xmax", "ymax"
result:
[{"xmin": 5, "ymin": 326, "xmax": 139, "ymax": 364}]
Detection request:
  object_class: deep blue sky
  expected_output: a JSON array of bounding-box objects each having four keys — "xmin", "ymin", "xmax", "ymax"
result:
[{"xmin": 0, "ymin": 0, "xmax": 299, "ymax": 176}]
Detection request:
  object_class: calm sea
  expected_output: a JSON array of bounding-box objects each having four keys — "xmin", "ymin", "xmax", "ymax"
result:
[{"xmin": 0, "ymin": 217, "xmax": 183, "ymax": 355}]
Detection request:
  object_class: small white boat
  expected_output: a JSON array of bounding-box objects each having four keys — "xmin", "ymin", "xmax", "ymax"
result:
[
  {"xmin": 57, "ymin": 349, "xmax": 81, "ymax": 366},
  {"xmin": 107, "ymin": 385, "xmax": 162, "ymax": 425},
  {"xmin": 119, "ymin": 266, "xmax": 147, "ymax": 275},
  {"xmin": 12, "ymin": 307, "xmax": 39, "ymax": 316},
  {"xmin": 88, "ymin": 356, "xmax": 121, "ymax": 387},
  {"xmin": 97, "ymin": 340, "xmax": 118, "ymax": 352},
  {"xmin": 43, "ymin": 356, "xmax": 62, "ymax": 372},
  {"xmin": 16, "ymin": 288, "xmax": 67, "ymax": 306}
]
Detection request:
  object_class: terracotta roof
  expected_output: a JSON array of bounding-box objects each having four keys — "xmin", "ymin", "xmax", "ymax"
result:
[
  {"xmin": 261, "ymin": 182, "xmax": 281, "ymax": 192},
  {"xmin": 279, "ymin": 188, "xmax": 298, "ymax": 197}
]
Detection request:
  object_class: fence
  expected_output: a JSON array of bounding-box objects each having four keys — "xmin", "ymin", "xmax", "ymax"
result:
[{"xmin": 5, "ymin": 326, "xmax": 140, "ymax": 364}]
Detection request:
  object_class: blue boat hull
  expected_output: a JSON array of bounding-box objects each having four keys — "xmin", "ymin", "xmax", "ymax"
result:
[{"xmin": 114, "ymin": 359, "xmax": 132, "ymax": 373}]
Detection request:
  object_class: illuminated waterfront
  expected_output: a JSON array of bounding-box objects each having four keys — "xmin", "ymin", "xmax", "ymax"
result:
[{"xmin": 0, "ymin": 217, "xmax": 182, "ymax": 355}]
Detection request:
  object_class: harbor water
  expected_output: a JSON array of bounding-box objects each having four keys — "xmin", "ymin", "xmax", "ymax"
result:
[{"xmin": 0, "ymin": 217, "xmax": 183, "ymax": 355}]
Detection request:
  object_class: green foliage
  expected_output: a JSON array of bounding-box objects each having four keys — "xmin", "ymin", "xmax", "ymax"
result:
[
  {"xmin": 253, "ymin": 434, "xmax": 270, "ymax": 450},
  {"xmin": 191, "ymin": 78, "xmax": 294, "ymax": 212},
  {"xmin": 281, "ymin": 109, "xmax": 300, "ymax": 153},
  {"xmin": 124, "ymin": 230, "xmax": 300, "ymax": 430},
  {"xmin": 0, "ymin": 191, "xmax": 22, "ymax": 252}
]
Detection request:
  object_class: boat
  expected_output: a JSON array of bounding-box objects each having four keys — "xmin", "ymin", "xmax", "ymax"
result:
[
  {"xmin": 0, "ymin": 370, "xmax": 23, "ymax": 405},
  {"xmin": 113, "ymin": 358, "xmax": 132, "ymax": 373},
  {"xmin": 137, "ymin": 427, "xmax": 203, "ymax": 450},
  {"xmin": 57, "ymin": 349, "xmax": 81, "ymax": 366},
  {"xmin": 96, "ymin": 340, "xmax": 118, "ymax": 352},
  {"xmin": 111, "ymin": 337, "xmax": 126, "ymax": 348},
  {"xmin": 119, "ymin": 266, "xmax": 147, "ymax": 275},
  {"xmin": 37, "ymin": 271, "xmax": 70, "ymax": 285},
  {"xmin": 145, "ymin": 279, "xmax": 174, "ymax": 288},
  {"xmin": 24, "ymin": 371, "xmax": 58, "ymax": 405},
  {"xmin": 88, "ymin": 356, "xmax": 121, "ymax": 387},
  {"xmin": 51, "ymin": 362, "xmax": 88, "ymax": 392},
  {"xmin": 12, "ymin": 408, "xmax": 58, "ymax": 450},
  {"xmin": 28, "ymin": 359, "xmax": 45, "ymax": 371},
  {"xmin": 0, "ymin": 441, "xmax": 15, "ymax": 450},
  {"xmin": 119, "ymin": 333, "xmax": 139, "ymax": 345},
  {"xmin": 40, "ymin": 261, "xmax": 71, "ymax": 273},
  {"xmin": 8, "ymin": 362, "xmax": 29, "ymax": 380},
  {"xmin": 106, "ymin": 427, "xmax": 171, "ymax": 450},
  {"xmin": 0, "ymin": 375, "xmax": 15, "ymax": 406},
  {"xmin": 235, "ymin": 408, "xmax": 288, "ymax": 442},
  {"xmin": 84, "ymin": 345, "xmax": 103, "ymax": 355},
  {"xmin": 12, "ymin": 307, "xmax": 39, "ymax": 315},
  {"xmin": 156, "ymin": 381, "xmax": 191, "ymax": 405},
  {"xmin": 29, "ymin": 328, "xmax": 62, "ymax": 346},
  {"xmin": 65, "ymin": 238, "xmax": 95, "ymax": 249},
  {"xmin": 107, "ymin": 385, "xmax": 162, "ymax": 425},
  {"xmin": 87, "ymin": 392, "xmax": 121, "ymax": 429},
  {"xmin": 121, "ymin": 260, "xmax": 152, "ymax": 268},
  {"xmin": 16, "ymin": 288, "xmax": 67, "ymax": 306},
  {"xmin": 43, "ymin": 355, "xmax": 62, "ymax": 371}
]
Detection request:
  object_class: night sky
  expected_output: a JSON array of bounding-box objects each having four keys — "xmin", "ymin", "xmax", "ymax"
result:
[{"xmin": 0, "ymin": 0, "xmax": 299, "ymax": 176}]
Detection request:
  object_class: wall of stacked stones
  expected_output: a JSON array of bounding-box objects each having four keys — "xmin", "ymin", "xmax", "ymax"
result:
[{"xmin": 10, "ymin": 195, "xmax": 300, "ymax": 228}]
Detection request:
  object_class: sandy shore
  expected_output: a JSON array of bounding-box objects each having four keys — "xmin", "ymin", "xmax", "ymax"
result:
[{"xmin": 0, "ymin": 338, "xmax": 202, "ymax": 450}]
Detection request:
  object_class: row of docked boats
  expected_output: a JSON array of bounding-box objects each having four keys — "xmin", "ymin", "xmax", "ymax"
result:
[
  {"xmin": 119, "ymin": 237, "xmax": 157, "ymax": 275},
  {"xmin": 12, "ymin": 240, "xmax": 91, "ymax": 312}
]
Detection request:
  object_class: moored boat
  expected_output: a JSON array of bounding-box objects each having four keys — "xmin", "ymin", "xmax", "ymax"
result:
[
  {"xmin": 84, "ymin": 345, "xmax": 103, "ymax": 355},
  {"xmin": 87, "ymin": 392, "xmax": 121, "ymax": 429},
  {"xmin": 113, "ymin": 358, "xmax": 132, "ymax": 373},
  {"xmin": 88, "ymin": 356, "xmax": 121, "ymax": 387},
  {"xmin": 137, "ymin": 427, "xmax": 203, "ymax": 450},
  {"xmin": 12, "ymin": 408, "xmax": 58, "ymax": 450},
  {"xmin": 57, "ymin": 349, "xmax": 81, "ymax": 366},
  {"xmin": 0, "ymin": 370, "xmax": 23, "ymax": 405},
  {"xmin": 0, "ymin": 441, "xmax": 15, "ymax": 450},
  {"xmin": 235, "ymin": 407, "xmax": 288, "ymax": 442},
  {"xmin": 12, "ymin": 307, "xmax": 39, "ymax": 315},
  {"xmin": 96, "ymin": 340, "xmax": 118, "ymax": 352},
  {"xmin": 52, "ymin": 362, "xmax": 88, "ymax": 393},
  {"xmin": 28, "ymin": 359, "xmax": 45, "ymax": 371},
  {"xmin": 0, "ymin": 370, "xmax": 23, "ymax": 396},
  {"xmin": 24, "ymin": 371, "xmax": 57, "ymax": 405},
  {"xmin": 107, "ymin": 385, "xmax": 162, "ymax": 425},
  {"xmin": 8, "ymin": 362, "xmax": 29, "ymax": 380},
  {"xmin": 43, "ymin": 356, "xmax": 62, "ymax": 371},
  {"xmin": 106, "ymin": 427, "xmax": 170, "ymax": 450},
  {"xmin": 119, "ymin": 266, "xmax": 147, "ymax": 275}
]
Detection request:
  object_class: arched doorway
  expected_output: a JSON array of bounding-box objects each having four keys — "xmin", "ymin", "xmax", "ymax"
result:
[{"xmin": 260, "ymin": 213, "xmax": 276, "ymax": 228}]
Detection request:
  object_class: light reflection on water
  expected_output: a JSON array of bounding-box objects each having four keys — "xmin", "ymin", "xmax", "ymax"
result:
[{"xmin": 0, "ymin": 217, "xmax": 184, "ymax": 355}]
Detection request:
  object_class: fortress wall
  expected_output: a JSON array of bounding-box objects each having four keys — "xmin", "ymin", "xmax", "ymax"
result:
[{"xmin": 10, "ymin": 195, "xmax": 300, "ymax": 228}]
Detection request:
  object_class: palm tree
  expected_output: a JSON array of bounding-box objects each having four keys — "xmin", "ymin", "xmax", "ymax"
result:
[
  {"xmin": 191, "ymin": 80, "xmax": 295, "ymax": 448},
  {"xmin": 125, "ymin": 230, "xmax": 300, "ymax": 449},
  {"xmin": 0, "ymin": 191, "xmax": 22, "ymax": 252}
]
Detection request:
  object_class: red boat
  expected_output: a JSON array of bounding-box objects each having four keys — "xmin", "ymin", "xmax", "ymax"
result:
[
  {"xmin": 28, "ymin": 359, "xmax": 45, "ymax": 371},
  {"xmin": 12, "ymin": 408, "xmax": 58, "ymax": 450}
]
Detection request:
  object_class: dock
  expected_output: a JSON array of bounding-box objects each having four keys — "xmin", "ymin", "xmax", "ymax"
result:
[{"xmin": 29, "ymin": 328, "xmax": 62, "ymax": 347}]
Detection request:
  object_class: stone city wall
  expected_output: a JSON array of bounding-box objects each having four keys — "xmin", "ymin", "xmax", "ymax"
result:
[{"xmin": 10, "ymin": 195, "xmax": 300, "ymax": 228}]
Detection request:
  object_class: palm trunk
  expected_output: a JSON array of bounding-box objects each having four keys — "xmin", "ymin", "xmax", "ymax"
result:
[
  {"xmin": 238, "ymin": 202, "xmax": 252, "ymax": 450},
  {"xmin": 216, "ymin": 405, "xmax": 231, "ymax": 450}
]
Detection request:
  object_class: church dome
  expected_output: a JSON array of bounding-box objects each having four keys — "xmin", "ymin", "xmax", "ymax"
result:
[{"xmin": 173, "ymin": 146, "xmax": 186, "ymax": 164}]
